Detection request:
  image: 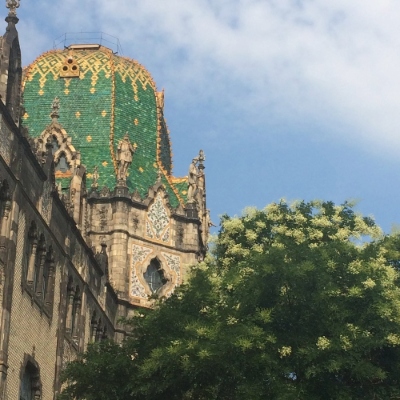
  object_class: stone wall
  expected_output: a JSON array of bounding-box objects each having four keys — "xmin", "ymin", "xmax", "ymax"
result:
[{"xmin": 0, "ymin": 101, "xmax": 118, "ymax": 399}]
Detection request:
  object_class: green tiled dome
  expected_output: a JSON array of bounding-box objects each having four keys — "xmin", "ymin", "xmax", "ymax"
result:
[{"xmin": 22, "ymin": 45, "xmax": 183, "ymax": 207}]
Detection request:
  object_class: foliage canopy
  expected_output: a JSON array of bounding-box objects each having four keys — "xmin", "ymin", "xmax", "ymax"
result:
[{"xmin": 60, "ymin": 201, "xmax": 400, "ymax": 399}]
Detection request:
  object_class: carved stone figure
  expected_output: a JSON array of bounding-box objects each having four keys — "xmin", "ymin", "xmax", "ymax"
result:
[
  {"xmin": 116, "ymin": 132, "xmax": 136, "ymax": 182},
  {"xmin": 187, "ymin": 157, "xmax": 199, "ymax": 203},
  {"xmin": 92, "ymin": 166, "xmax": 99, "ymax": 188},
  {"xmin": 156, "ymin": 89, "xmax": 165, "ymax": 111},
  {"xmin": 51, "ymin": 96, "xmax": 60, "ymax": 121},
  {"xmin": 205, "ymin": 209, "xmax": 216, "ymax": 229}
]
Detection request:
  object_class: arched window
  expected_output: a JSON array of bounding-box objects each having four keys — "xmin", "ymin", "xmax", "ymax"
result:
[
  {"xmin": 55, "ymin": 152, "xmax": 69, "ymax": 173},
  {"xmin": 33, "ymin": 234, "xmax": 46, "ymax": 296},
  {"xmin": 143, "ymin": 258, "xmax": 167, "ymax": 293},
  {"xmin": 19, "ymin": 361, "xmax": 41, "ymax": 400},
  {"xmin": 71, "ymin": 286, "xmax": 81, "ymax": 339},
  {"xmin": 51, "ymin": 136, "xmax": 59, "ymax": 155}
]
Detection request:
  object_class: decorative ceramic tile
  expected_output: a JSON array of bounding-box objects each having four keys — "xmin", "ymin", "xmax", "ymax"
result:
[
  {"xmin": 131, "ymin": 244, "xmax": 153, "ymax": 299},
  {"xmin": 162, "ymin": 227, "xmax": 170, "ymax": 242},
  {"xmin": 146, "ymin": 221, "xmax": 153, "ymax": 238},
  {"xmin": 22, "ymin": 47, "xmax": 184, "ymax": 207},
  {"xmin": 146, "ymin": 192, "xmax": 169, "ymax": 241},
  {"xmin": 161, "ymin": 252, "xmax": 181, "ymax": 283}
]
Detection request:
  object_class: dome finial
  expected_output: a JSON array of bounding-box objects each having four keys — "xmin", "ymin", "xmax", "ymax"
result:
[{"xmin": 6, "ymin": 0, "xmax": 20, "ymax": 17}]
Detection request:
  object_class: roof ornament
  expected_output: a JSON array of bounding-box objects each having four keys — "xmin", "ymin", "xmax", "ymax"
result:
[
  {"xmin": 6, "ymin": 0, "xmax": 20, "ymax": 17},
  {"xmin": 156, "ymin": 168, "xmax": 163, "ymax": 183},
  {"xmin": 197, "ymin": 149, "xmax": 205, "ymax": 169},
  {"xmin": 50, "ymin": 97, "xmax": 60, "ymax": 122}
]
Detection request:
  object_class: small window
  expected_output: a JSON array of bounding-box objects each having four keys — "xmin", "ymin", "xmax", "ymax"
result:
[
  {"xmin": 33, "ymin": 235, "xmax": 45, "ymax": 293},
  {"xmin": 143, "ymin": 258, "xmax": 167, "ymax": 293},
  {"xmin": 51, "ymin": 136, "xmax": 59, "ymax": 155},
  {"xmin": 60, "ymin": 56, "xmax": 80, "ymax": 78},
  {"xmin": 55, "ymin": 153, "xmax": 69, "ymax": 173}
]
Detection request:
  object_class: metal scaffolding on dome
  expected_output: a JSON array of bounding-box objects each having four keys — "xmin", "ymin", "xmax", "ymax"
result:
[{"xmin": 53, "ymin": 32, "xmax": 123, "ymax": 55}]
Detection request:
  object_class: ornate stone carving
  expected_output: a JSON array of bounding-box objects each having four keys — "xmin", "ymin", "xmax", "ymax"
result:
[
  {"xmin": 187, "ymin": 150, "xmax": 206, "ymax": 205},
  {"xmin": 6, "ymin": 0, "xmax": 19, "ymax": 16},
  {"xmin": 156, "ymin": 89, "xmax": 165, "ymax": 111},
  {"xmin": 131, "ymin": 189, "xmax": 141, "ymax": 202},
  {"xmin": 176, "ymin": 222, "xmax": 184, "ymax": 246},
  {"xmin": 91, "ymin": 166, "xmax": 99, "ymax": 188},
  {"xmin": 98, "ymin": 206, "xmax": 108, "ymax": 231},
  {"xmin": 40, "ymin": 183, "xmax": 52, "ymax": 223},
  {"xmin": 100, "ymin": 186, "xmax": 110, "ymax": 197},
  {"xmin": 131, "ymin": 212, "xmax": 139, "ymax": 233},
  {"xmin": 34, "ymin": 103, "xmax": 80, "ymax": 179},
  {"xmin": 51, "ymin": 96, "xmax": 60, "ymax": 121},
  {"xmin": 187, "ymin": 157, "xmax": 199, "ymax": 203}
]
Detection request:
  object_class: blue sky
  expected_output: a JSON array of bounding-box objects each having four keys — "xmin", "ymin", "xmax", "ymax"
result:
[{"xmin": 13, "ymin": 0, "xmax": 400, "ymax": 233}]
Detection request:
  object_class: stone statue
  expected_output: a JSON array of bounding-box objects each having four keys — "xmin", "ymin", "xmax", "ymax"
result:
[
  {"xmin": 205, "ymin": 209, "xmax": 216, "ymax": 228},
  {"xmin": 52, "ymin": 97, "xmax": 60, "ymax": 113},
  {"xmin": 50, "ymin": 97, "xmax": 60, "ymax": 121},
  {"xmin": 92, "ymin": 166, "xmax": 99, "ymax": 188},
  {"xmin": 156, "ymin": 89, "xmax": 165, "ymax": 110},
  {"xmin": 187, "ymin": 157, "xmax": 199, "ymax": 203},
  {"xmin": 117, "ymin": 132, "xmax": 136, "ymax": 182},
  {"xmin": 201, "ymin": 209, "xmax": 216, "ymax": 248}
]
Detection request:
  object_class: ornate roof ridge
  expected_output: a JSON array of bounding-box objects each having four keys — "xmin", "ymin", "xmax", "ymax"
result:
[
  {"xmin": 170, "ymin": 177, "xmax": 187, "ymax": 183},
  {"xmin": 156, "ymin": 96, "xmax": 173, "ymax": 173},
  {"xmin": 23, "ymin": 46, "xmax": 157, "ymax": 91},
  {"xmin": 157, "ymin": 164, "xmax": 185, "ymax": 207}
]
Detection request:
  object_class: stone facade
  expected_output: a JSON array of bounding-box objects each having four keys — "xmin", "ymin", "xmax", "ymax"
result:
[{"xmin": 0, "ymin": 6, "xmax": 209, "ymax": 400}]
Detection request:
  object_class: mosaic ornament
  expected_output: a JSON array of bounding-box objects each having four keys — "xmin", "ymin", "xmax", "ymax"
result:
[
  {"xmin": 131, "ymin": 245, "xmax": 153, "ymax": 299},
  {"xmin": 146, "ymin": 192, "xmax": 170, "ymax": 241},
  {"xmin": 161, "ymin": 252, "xmax": 181, "ymax": 283},
  {"xmin": 145, "ymin": 221, "xmax": 153, "ymax": 238},
  {"xmin": 162, "ymin": 228, "xmax": 170, "ymax": 242}
]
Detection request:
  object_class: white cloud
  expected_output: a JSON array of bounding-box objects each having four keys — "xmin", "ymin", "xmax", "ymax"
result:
[{"xmin": 15, "ymin": 0, "xmax": 400, "ymax": 156}]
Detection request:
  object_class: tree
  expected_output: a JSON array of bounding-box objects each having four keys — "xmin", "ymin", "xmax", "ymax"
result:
[{"xmin": 60, "ymin": 201, "xmax": 400, "ymax": 400}]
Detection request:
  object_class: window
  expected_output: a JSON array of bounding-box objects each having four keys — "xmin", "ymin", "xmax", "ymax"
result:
[
  {"xmin": 55, "ymin": 152, "xmax": 69, "ymax": 173},
  {"xmin": 33, "ymin": 234, "xmax": 46, "ymax": 296},
  {"xmin": 20, "ymin": 368, "xmax": 33, "ymax": 400},
  {"xmin": 19, "ymin": 361, "xmax": 41, "ymax": 400},
  {"xmin": 51, "ymin": 136, "xmax": 59, "ymax": 155},
  {"xmin": 143, "ymin": 258, "xmax": 167, "ymax": 293}
]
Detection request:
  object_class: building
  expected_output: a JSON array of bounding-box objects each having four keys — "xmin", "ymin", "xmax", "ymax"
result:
[{"xmin": 0, "ymin": 3, "xmax": 209, "ymax": 399}]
